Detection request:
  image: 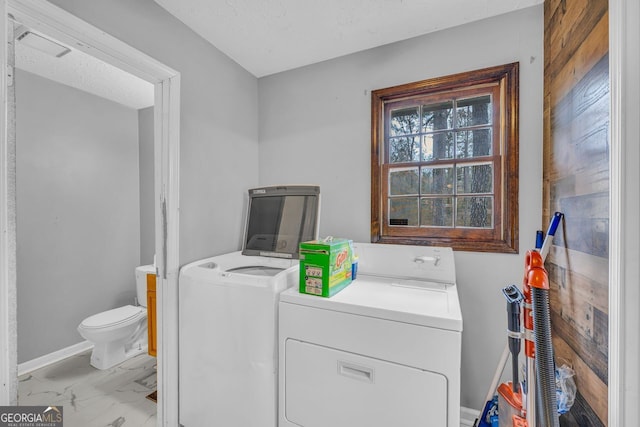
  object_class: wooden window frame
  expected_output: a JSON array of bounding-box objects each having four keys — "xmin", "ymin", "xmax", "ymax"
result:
[{"xmin": 371, "ymin": 63, "xmax": 519, "ymax": 253}]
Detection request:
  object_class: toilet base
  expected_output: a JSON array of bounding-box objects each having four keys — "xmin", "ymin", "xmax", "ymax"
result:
[{"xmin": 90, "ymin": 340, "xmax": 148, "ymax": 370}]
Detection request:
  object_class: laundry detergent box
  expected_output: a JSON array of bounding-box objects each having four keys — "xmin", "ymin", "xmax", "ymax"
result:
[{"xmin": 299, "ymin": 238, "xmax": 353, "ymax": 297}]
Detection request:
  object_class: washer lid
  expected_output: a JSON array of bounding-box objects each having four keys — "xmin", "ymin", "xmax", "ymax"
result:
[
  {"xmin": 280, "ymin": 276, "xmax": 462, "ymax": 331},
  {"xmin": 81, "ymin": 305, "xmax": 144, "ymax": 329},
  {"xmin": 226, "ymin": 265, "xmax": 285, "ymax": 276},
  {"xmin": 242, "ymin": 185, "xmax": 320, "ymax": 259}
]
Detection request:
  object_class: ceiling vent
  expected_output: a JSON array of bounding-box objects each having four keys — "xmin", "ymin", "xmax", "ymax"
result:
[{"xmin": 15, "ymin": 26, "xmax": 71, "ymax": 58}]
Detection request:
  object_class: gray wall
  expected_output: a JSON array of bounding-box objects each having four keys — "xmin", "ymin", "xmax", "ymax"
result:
[
  {"xmin": 45, "ymin": 0, "xmax": 544, "ymax": 412},
  {"xmin": 16, "ymin": 70, "xmax": 141, "ymax": 363},
  {"xmin": 49, "ymin": 0, "xmax": 260, "ymax": 264},
  {"xmin": 258, "ymin": 6, "xmax": 544, "ymax": 410},
  {"xmin": 138, "ymin": 106, "xmax": 155, "ymax": 265}
]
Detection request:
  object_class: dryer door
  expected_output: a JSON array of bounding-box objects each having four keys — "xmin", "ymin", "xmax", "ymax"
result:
[{"xmin": 284, "ymin": 339, "xmax": 448, "ymax": 427}]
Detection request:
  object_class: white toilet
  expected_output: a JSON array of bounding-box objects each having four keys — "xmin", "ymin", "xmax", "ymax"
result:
[{"xmin": 78, "ymin": 265, "xmax": 155, "ymax": 370}]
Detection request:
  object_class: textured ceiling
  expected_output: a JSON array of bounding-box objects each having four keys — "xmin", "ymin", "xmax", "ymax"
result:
[
  {"xmin": 13, "ymin": 1, "xmax": 543, "ymax": 106},
  {"xmin": 154, "ymin": 0, "xmax": 543, "ymax": 77},
  {"xmin": 15, "ymin": 28, "xmax": 154, "ymax": 110}
]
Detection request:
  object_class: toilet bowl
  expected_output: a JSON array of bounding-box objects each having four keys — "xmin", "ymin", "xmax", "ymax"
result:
[{"xmin": 78, "ymin": 264, "xmax": 155, "ymax": 370}]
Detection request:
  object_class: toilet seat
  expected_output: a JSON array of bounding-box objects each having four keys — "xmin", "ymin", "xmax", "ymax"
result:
[{"xmin": 80, "ymin": 305, "xmax": 145, "ymax": 330}]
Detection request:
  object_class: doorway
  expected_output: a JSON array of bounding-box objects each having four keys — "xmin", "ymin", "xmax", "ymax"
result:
[{"xmin": 0, "ymin": 1, "xmax": 181, "ymax": 425}]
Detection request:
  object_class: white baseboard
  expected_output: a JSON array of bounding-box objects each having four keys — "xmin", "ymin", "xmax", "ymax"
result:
[
  {"xmin": 460, "ymin": 406, "xmax": 481, "ymax": 426},
  {"xmin": 18, "ymin": 341, "xmax": 93, "ymax": 376}
]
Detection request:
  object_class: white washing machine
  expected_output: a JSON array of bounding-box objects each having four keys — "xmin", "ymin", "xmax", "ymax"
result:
[
  {"xmin": 278, "ymin": 242, "xmax": 463, "ymax": 427},
  {"xmin": 179, "ymin": 185, "xmax": 320, "ymax": 427}
]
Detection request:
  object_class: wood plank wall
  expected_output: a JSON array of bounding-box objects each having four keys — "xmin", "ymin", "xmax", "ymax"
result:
[{"xmin": 543, "ymin": 0, "xmax": 609, "ymax": 425}]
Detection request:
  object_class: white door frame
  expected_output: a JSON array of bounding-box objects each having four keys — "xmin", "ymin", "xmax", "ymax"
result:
[
  {"xmin": 0, "ymin": 1, "xmax": 181, "ymax": 425},
  {"xmin": 609, "ymin": 0, "xmax": 639, "ymax": 426}
]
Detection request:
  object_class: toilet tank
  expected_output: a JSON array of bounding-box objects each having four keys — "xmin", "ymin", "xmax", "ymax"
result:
[{"xmin": 135, "ymin": 265, "xmax": 156, "ymax": 307}]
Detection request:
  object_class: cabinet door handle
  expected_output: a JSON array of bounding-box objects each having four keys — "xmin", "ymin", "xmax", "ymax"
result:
[{"xmin": 337, "ymin": 360, "xmax": 374, "ymax": 383}]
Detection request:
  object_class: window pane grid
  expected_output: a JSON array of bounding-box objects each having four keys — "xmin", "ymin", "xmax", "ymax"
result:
[
  {"xmin": 454, "ymin": 196, "xmax": 494, "ymax": 229},
  {"xmin": 387, "ymin": 94, "xmax": 495, "ymax": 229},
  {"xmin": 389, "ymin": 95, "xmax": 493, "ymax": 164},
  {"xmin": 388, "ymin": 159, "xmax": 493, "ymax": 228}
]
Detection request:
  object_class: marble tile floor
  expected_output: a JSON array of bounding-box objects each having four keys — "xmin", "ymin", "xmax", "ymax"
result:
[{"xmin": 18, "ymin": 350, "xmax": 157, "ymax": 427}]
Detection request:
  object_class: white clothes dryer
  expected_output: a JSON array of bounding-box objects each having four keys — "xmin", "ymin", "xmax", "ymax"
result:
[
  {"xmin": 278, "ymin": 242, "xmax": 463, "ymax": 427},
  {"xmin": 179, "ymin": 185, "xmax": 321, "ymax": 427}
]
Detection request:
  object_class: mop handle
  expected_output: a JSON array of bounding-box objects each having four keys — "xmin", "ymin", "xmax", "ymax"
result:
[
  {"xmin": 483, "ymin": 344, "xmax": 510, "ymax": 405},
  {"xmin": 536, "ymin": 230, "xmax": 544, "ymax": 250},
  {"xmin": 539, "ymin": 212, "xmax": 563, "ymax": 261}
]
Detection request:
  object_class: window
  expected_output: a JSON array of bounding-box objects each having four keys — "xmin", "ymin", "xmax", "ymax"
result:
[{"xmin": 371, "ymin": 63, "xmax": 519, "ymax": 253}]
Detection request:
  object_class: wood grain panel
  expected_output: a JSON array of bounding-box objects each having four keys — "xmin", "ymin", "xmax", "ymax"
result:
[
  {"xmin": 549, "ymin": 171, "xmax": 609, "ymax": 207},
  {"xmin": 556, "ymin": 193, "xmax": 609, "ymax": 257},
  {"xmin": 547, "ymin": 255, "xmax": 608, "ymax": 315},
  {"xmin": 549, "ymin": 56, "xmax": 609, "ymax": 179},
  {"xmin": 544, "ymin": 0, "xmax": 609, "ymax": 424},
  {"xmin": 544, "ymin": 0, "xmax": 608, "ymax": 78},
  {"xmin": 548, "ymin": 11, "xmax": 609, "ymax": 106},
  {"xmin": 548, "ymin": 246, "xmax": 608, "ymax": 288},
  {"xmin": 550, "ymin": 282, "xmax": 595, "ymax": 347},
  {"xmin": 550, "ymin": 309, "xmax": 608, "ymax": 385},
  {"xmin": 553, "ymin": 336, "xmax": 608, "ymax": 423},
  {"xmin": 560, "ymin": 392, "xmax": 606, "ymax": 427},
  {"xmin": 549, "ymin": 268, "xmax": 609, "ymax": 376},
  {"xmin": 592, "ymin": 307, "xmax": 608, "ymax": 357}
]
